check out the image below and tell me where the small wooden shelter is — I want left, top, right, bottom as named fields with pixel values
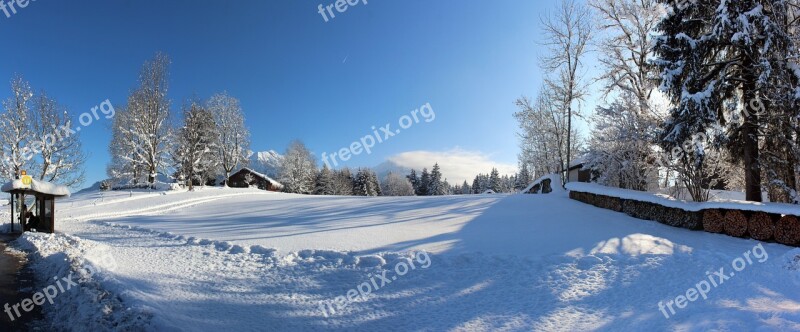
left=2, top=173, right=70, bottom=234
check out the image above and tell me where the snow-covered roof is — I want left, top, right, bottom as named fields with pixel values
left=2, top=178, right=71, bottom=197
left=569, top=156, right=589, bottom=169
left=237, top=168, right=284, bottom=189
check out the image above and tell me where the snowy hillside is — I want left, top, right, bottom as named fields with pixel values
left=9, top=188, right=800, bottom=331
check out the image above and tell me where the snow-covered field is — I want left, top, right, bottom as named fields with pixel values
left=7, top=187, right=800, bottom=331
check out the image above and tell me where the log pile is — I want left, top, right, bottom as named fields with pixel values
left=568, top=190, right=800, bottom=247
left=723, top=210, right=748, bottom=237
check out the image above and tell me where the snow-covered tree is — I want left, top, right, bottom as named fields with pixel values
left=108, top=101, right=146, bottom=187
left=279, top=140, right=316, bottom=194
left=653, top=0, right=800, bottom=202
left=352, top=168, right=380, bottom=196
left=515, top=87, right=583, bottom=181
left=315, top=165, right=336, bottom=195
left=174, top=101, right=218, bottom=190
left=540, top=0, right=593, bottom=184
left=585, top=0, right=664, bottom=191
left=368, top=170, right=382, bottom=196
left=488, top=168, right=501, bottom=193
left=208, top=92, right=250, bottom=185
left=428, top=163, right=445, bottom=196
left=418, top=168, right=431, bottom=196
left=333, top=168, right=355, bottom=196
left=407, top=169, right=420, bottom=195
left=109, top=53, right=173, bottom=188
left=29, top=91, right=86, bottom=187
left=460, top=181, right=472, bottom=195
left=0, top=75, right=34, bottom=181
left=515, top=163, right=531, bottom=191
left=586, top=95, right=657, bottom=191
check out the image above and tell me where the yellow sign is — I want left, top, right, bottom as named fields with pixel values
left=21, top=175, right=32, bottom=187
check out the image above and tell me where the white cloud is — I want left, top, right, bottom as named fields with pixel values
left=386, top=149, right=517, bottom=184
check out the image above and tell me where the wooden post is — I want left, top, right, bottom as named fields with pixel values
left=49, top=197, right=54, bottom=234
left=10, top=193, right=14, bottom=233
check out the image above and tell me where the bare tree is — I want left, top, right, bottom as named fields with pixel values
left=279, top=140, right=316, bottom=194
left=515, top=85, right=582, bottom=180
left=208, top=92, right=250, bottom=186
left=539, top=0, right=593, bottom=185
left=585, top=0, right=663, bottom=191
left=381, top=172, right=415, bottom=196
left=173, top=100, right=218, bottom=191
left=108, top=100, right=146, bottom=187
left=0, top=75, right=34, bottom=181
left=30, top=91, right=86, bottom=187
left=110, top=53, right=173, bottom=188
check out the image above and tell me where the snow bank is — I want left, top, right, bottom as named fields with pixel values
left=13, top=232, right=153, bottom=330
left=567, top=182, right=800, bottom=216
left=1, top=179, right=70, bottom=197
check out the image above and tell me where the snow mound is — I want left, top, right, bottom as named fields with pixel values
left=14, top=232, right=153, bottom=330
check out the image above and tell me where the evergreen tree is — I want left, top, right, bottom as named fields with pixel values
left=419, top=168, right=431, bottom=196
left=515, top=163, right=531, bottom=191
left=315, top=165, right=336, bottom=195
left=489, top=168, right=501, bottom=192
left=461, top=181, right=472, bottom=195
left=367, top=170, right=382, bottom=196
left=407, top=169, right=420, bottom=195
left=334, top=168, right=354, bottom=196
left=653, top=0, right=799, bottom=201
left=428, top=163, right=445, bottom=195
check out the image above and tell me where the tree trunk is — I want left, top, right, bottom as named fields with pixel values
left=565, top=102, right=572, bottom=187
left=742, top=56, right=762, bottom=202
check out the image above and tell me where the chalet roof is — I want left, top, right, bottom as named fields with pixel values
left=234, top=168, right=284, bottom=189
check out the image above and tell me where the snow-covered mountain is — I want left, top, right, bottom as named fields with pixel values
left=372, top=160, right=412, bottom=181
left=249, top=150, right=283, bottom=179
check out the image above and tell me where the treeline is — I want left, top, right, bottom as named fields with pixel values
left=280, top=141, right=534, bottom=197
left=516, top=0, right=800, bottom=203
left=469, top=164, right=532, bottom=194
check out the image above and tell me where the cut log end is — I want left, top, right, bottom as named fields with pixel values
left=703, top=209, right=725, bottom=233
left=748, top=212, right=775, bottom=241
left=724, top=210, right=748, bottom=237
left=776, top=215, right=800, bottom=246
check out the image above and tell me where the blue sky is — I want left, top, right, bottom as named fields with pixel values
left=0, top=0, right=596, bottom=187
